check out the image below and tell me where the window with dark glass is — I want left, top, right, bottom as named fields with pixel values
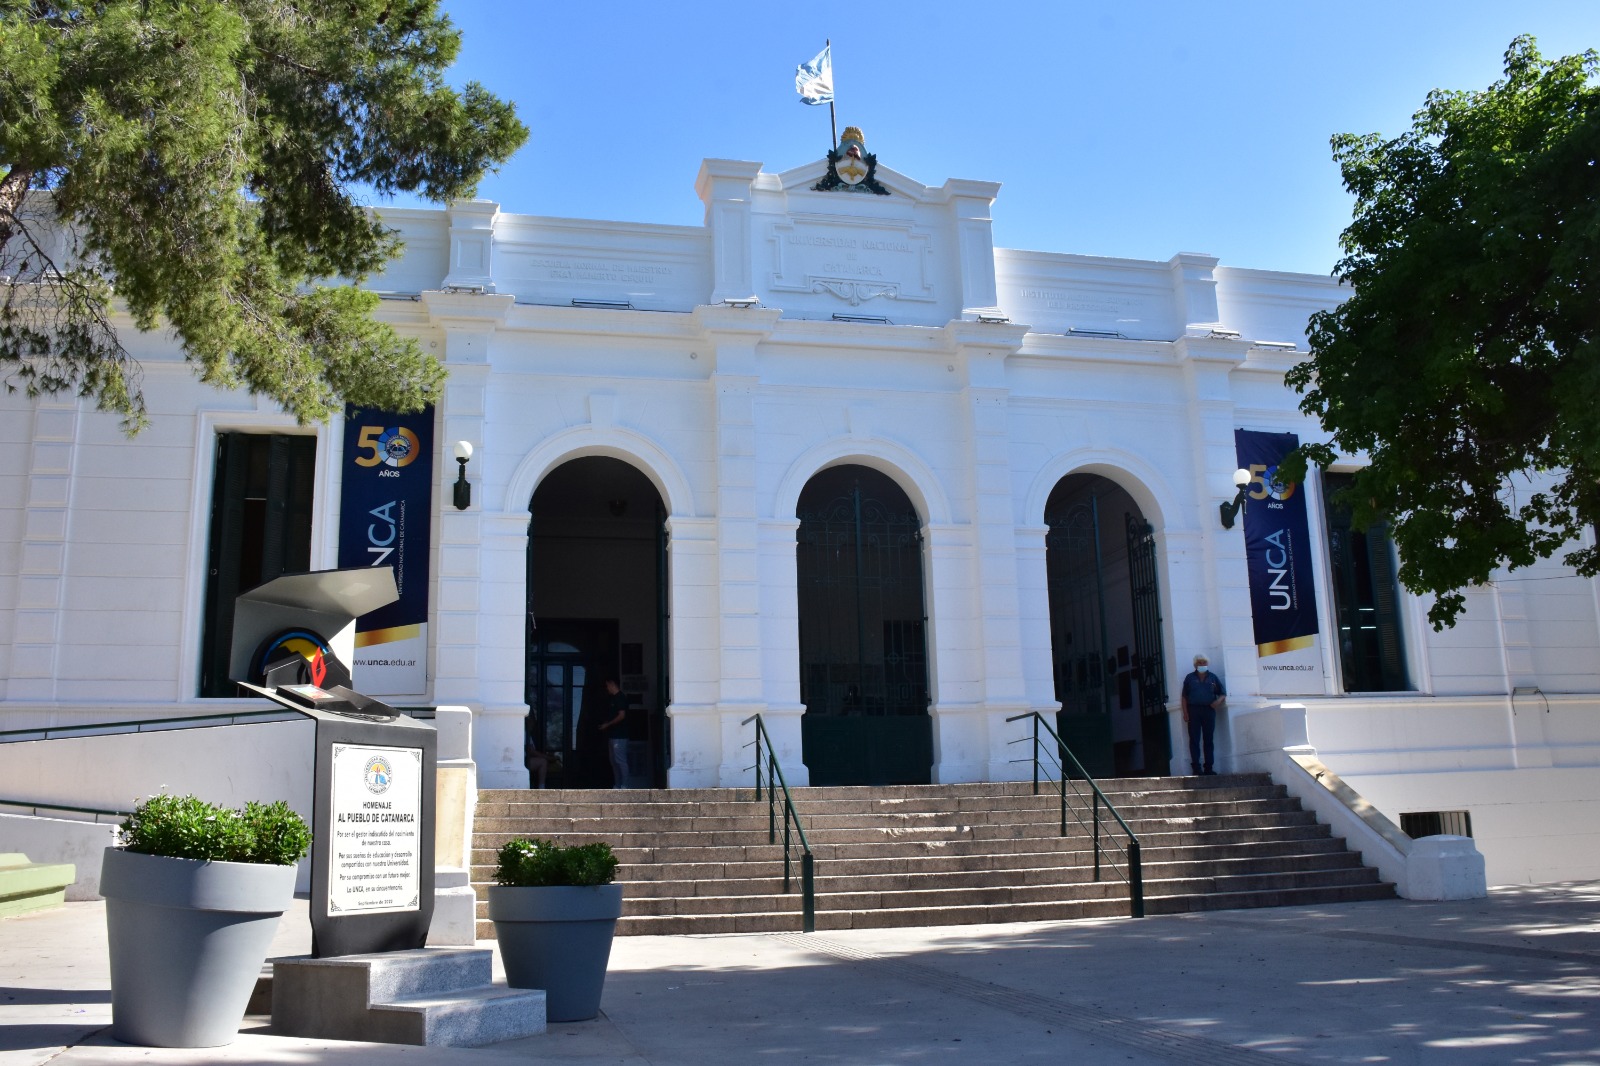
left=1321, top=472, right=1409, bottom=692
left=199, top=432, right=316, bottom=696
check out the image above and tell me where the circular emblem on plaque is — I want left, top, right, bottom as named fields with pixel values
left=364, top=755, right=394, bottom=794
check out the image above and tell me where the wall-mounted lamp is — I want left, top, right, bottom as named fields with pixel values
left=453, top=441, right=474, bottom=510
left=1219, top=468, right=1251, bottom=529
left=723, top=296, right=761, bottom=308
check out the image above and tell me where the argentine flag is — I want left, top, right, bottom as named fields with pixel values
left=796, top=45, right=833, bottom=105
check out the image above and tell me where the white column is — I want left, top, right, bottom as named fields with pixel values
left=758, top=518, right=807, bottom=784
left=924, top=522, right=982, bottom=782
left=1011, top=524, right=1059, bottom=780
left=942, top=322, right=1030, bottom=781
left=1176, top=335, right=1253, bottom=771
left=665, top=516, right=720, bottom=787
left=420, top=290, right=514, bottom=784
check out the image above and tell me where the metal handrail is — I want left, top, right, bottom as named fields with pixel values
left=0, top=707, right=301, bottom=742
left=0, top=798, right=131, bottom=821
left=1006, top=711, right=1145, bottom=918
left=0, top=704, right=440, bottom=743
left=740, top=714, right=816, bottom=933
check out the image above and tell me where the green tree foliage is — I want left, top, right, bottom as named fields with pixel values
left=1284, top=37, right=1600, bottom=629
left=0, top=0, right=527, bottom=431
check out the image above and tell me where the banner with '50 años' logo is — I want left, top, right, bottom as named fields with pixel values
left=1234, top=429, right=1325, bottom=695
left=339, top=405, right=434, bottom=695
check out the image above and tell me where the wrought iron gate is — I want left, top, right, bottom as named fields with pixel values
left=796, top=469, right=931, bottom=785
left=1045, top=494, right=1115, bottom=777
left=1126, top=514, right=1170, bottom=775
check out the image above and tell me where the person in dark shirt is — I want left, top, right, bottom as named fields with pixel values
left=600, top=678, right=630, bottom=789
left=1180, top=653, right=1225, bottom=776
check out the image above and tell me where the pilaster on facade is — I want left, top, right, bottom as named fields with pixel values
left=7, top=398, right=79, bottom=703
left=426, top=295, right=511, bottom=785
left=1169, top=252, right=1224, bottom=336
left=940, top=179, right=1003, bottom=317
left=442, top=199, right=501, bottom=293
left=694, top=306, right=780, bottom=748
left=944, top=322, right=1030, bottom=722
left=1175, top=336, right=1256, bottom=708
left=663, top=516, right=720, bottom=787
left=756, top=517, right=808, bottom=785
left=695, top=160, right=765, bottom=304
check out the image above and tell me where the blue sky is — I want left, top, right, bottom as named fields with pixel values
left=407, top=1, right=1598, bottom=277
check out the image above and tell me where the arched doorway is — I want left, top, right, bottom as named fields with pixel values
left=1045, top=473, right=1169, bottom=779
left=796, top=465, right=932, bottom=786
left=527, top=457, right=668, bottom=788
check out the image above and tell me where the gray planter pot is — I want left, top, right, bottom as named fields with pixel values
left=489, top=883, right=623, bottom=1022
left=99, top=846, right=297, bottom=1047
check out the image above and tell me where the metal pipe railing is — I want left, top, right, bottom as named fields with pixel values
left=1006, top=711, right=1145, bottom=918
left=742, top=713, right=816, bottom=933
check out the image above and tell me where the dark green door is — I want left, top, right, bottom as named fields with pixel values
left=1046, top=493, right=1116, bottom=778
left=797, top=466, right=932, bottom=786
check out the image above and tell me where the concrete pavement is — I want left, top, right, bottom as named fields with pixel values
left=3, top=883, right=1598, bottom=1065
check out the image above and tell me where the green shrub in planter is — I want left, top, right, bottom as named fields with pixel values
left=490, top=838, right=623, bottom=1021
left=102, top=794, right=311, bottom=1047
left=118, top=794, right=311, bottom=864
left=495, top=838, right=617, bottom=888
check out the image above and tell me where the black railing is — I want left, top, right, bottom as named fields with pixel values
left=0, top=798, right=131, bottom=821
left=741, top=714, right=816, bottom=933
left=0, top=705, right=440, bottom=744
left=0, top=707, right=302, bottom=743
left=1007, top=711, right=1144, bottom=918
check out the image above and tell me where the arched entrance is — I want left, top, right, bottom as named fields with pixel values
left=1045, top=473, right=1169, bottom=778
left=796, top=465, right=932, bottom=786
left=527, top=457, right=668, bottom=788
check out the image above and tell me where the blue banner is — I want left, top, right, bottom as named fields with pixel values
left=339, top=405, right=434, bottom=695
left=1234, top=430, right=1324, bottom=692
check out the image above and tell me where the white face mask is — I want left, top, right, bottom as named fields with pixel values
left=1196, top=665, right=1208, bottom=674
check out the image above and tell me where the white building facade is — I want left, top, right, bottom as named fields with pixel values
left=3, top=145, right=1599, bottom=886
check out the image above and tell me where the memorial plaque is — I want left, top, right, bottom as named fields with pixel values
left=328, top=743, right=423, bottom=915
left=230, top=568, right=437, bottom=957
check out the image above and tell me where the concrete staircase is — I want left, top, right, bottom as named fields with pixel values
left=472, top=774, right=1395, bottom=937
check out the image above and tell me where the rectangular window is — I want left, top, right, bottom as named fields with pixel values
left=198, top=432, right=317, bottom=697
left=1322, top=472, right=1410, bottom=692
left=1401, top=810, right=1473, bottom=839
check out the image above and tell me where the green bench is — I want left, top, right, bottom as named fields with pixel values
left=0, top=853, right=76, bottom=918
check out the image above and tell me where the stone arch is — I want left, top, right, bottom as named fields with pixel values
left=773, top=437, right=952, bottom=526
left=1023, top=448, right=1180, bottom=531
left=504, top=424, right=697, bottom=519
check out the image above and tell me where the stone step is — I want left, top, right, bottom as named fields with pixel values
left=471, top=785, right=1293, bottom=820
left=471, top=798, right=1308, bottom=835
left=478, top=880, right=1397, bottom=938
left=475, top=864, right=1382, bottom=922
left=471, top=822, right=1341, bottom=869
left=467, top=832, right=1356, bottom=883
left=272, top=948, right=546, bottom=1048
left=0, top=853, right=75, bottom=919
left=473, top=820, right=1331, bottom=859
left=500, top=849, right=1368, bottom=900
left=470, top=811, right=1321, bottom=849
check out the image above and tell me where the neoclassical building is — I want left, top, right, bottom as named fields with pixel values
left=3, top=139, right=1598, bottom=885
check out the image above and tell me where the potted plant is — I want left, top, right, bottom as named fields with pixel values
left=488, top=837, right=622, bottom=1022
left=100, top=793, right=311, bottom=1047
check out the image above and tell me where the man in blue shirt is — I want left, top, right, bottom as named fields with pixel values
left=1180, top=654, right=1225, bottom=777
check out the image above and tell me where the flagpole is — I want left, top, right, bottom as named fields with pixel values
left=827, top=39, right=837, bottom=148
